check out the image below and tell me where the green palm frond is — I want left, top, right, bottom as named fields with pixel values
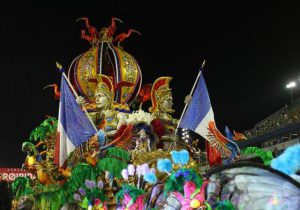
left=29, top=117, right=58, bottom=142
left=96, top=157, right=127, bottom=178
left=11, top=177, right=33, bottom=199
left=242, top=147, right=274, bottom=165
left=34, top=189, right=64, bottom=210
left=107, top=147, right=130, bottom=161
left=66, top=163, right=97, bottom=192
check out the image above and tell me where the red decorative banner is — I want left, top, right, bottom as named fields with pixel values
left=0, top=168, right=35, bottom=182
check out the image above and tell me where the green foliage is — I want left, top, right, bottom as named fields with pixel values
left=11, top=177, right=33, bottom=199
left=214, top=200, right=236, bottom=210
left=205, top=202, right=212, bottom=210
left=115, top=184, right=145, bottom=203
left=33, top=190, right=63, bottom=210
left=29, top=117, right=58, bottom=142
left=66, top=163, right=97, bottom=193
left=79, top=197, right=89, bottom=209
left=96, top=157, right=127, bottom=178
left=107, top=147, right=130, bottom=161
left=164, top=168, right=203, bottom=196
left=242, top=147, right=274, bottom=165
left=85, top=187, right=107, bottom=204
left=12, top=178, right=66, bottom=210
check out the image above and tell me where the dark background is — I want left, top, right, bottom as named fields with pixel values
left=1, top=1, right=300, bottom=167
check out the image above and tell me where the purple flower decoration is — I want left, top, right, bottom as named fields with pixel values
left=136, top=165, right=142, bottom=177
left=97, top=181, right=104, bottom=189
left=127, top=164, right=135, bottom=176
left=183, top=171, right=190, bottom=178
left=78, top=187, right=86, bottom=196
left=175, top=169, right=190, bottom=179
left=150, top=168, right=156, bottom=174
left=73, top=193, right=81, bottom=201
left=175, top=171, right=182, bottom=178
left=121, top=169, right=129, bottom=180
left=141, top=163, right=150, bottom=175
left=85, top=180, right=96, bottom=189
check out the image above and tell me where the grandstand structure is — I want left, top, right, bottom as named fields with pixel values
left=239, top=98, right=300, bottom=156
left=178, top=98, right=300, bottom=167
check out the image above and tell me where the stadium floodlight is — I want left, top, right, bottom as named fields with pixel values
left=286, top=81, right=296, bottom=89
left=286, top=81, right=296, bottom=105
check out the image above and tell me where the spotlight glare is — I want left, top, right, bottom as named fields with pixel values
left=286, top=81, right=296, bottom=89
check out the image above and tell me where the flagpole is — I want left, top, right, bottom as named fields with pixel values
left=57, top=62, right=98, bottom=132
left=176, top=60, right=206, bottom=129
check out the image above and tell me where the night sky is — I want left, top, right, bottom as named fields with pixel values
left=1, top=1, right=300, bottom=167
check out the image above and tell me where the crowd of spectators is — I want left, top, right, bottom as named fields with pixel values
left=244, top=109, right=300, bottom=139
left=261, top=136, right=291, bottom=148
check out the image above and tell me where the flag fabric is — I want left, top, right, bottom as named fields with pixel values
left=179, top=71, right=240, bottom=158
left=179, top=71, right=214, bottom=139
left=178, top=70, right=222, bottom=166
left=55, top=75, right=96, bottom=166
left=225, top=126, right=233, bottom=140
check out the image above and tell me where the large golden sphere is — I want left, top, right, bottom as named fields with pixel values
left=68, top=43, right=142, bottom=104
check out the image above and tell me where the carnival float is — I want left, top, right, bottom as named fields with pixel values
left=11, top=17, right=300, bottom=210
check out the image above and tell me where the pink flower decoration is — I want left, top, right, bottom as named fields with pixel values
left=122, top=193, right=145, bottom=210
left=94, top=198, right=101, bottom=206
left=172, top=181, right=208, bottom=210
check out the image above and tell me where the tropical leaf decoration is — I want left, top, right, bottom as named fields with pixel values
left=34, top=184, right=63, bottom=209
left=115, top=184, right=145, bottom=203
left=33, top=189, right=64, bottom=210
left=96, top=157, right=127, bottom=178
left=164, top=168, right=203, bottom=196
left=11, top=177, right=33, bottom=199
left=85, top=187, right=107, bottom=205
left=12, top=177, right=67, bottom=209
left=241, top=147, right=273, bottom=165
left=66, top=163, right=97, bottom=193
left=95, top=147, right=129, bottom=178
left=106, top=147, right=130, bottom=161
left=29, top=117, right=58, bottom=142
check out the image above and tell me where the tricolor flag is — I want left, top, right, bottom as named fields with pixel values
left=178, top=71, right=214, bottom=139
left=178, top=70, right=224, bottom=166
left=55, top=75, right=96, bottom=167
left=179, top=70, right=240, bottom=160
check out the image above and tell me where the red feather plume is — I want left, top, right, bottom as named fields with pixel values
left=138, top=84, right=152, bottom=103
left=104, top=124, right=134, bottom=150
left=206, top=141, right=222, bottom=167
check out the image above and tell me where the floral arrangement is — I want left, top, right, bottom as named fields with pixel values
left=116, top=163, right=158, bottom=209
left=73, top=179, right=107, bottom=210
left=156, top=149, right=212, bottom=209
